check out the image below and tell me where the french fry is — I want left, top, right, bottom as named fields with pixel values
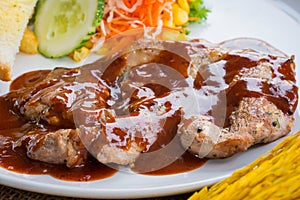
left=190, top=131, right=300, bottom=200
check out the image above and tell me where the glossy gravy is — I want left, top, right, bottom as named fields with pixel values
left=0, top=38, right=298, bottom=181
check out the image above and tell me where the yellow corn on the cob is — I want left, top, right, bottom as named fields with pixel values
left=190, top=131, right=300, bottom=200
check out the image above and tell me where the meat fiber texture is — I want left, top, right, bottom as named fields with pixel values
left=5, top=38, right=298, bottom=168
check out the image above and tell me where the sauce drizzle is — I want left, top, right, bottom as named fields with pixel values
left=0, top=38, right=298, bottom=181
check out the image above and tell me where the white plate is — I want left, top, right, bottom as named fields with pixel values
left=1, top=0, right=300, bottom=198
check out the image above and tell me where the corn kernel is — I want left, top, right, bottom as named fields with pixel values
left=172, top=4, right=189, bottom=26
left=20, top=28, right=38, bottom=54
left=72, top=47, right=90, bottom=62
left=84, top=40, right=94, bottom=49
left=178, top=0, right=190, bottom=13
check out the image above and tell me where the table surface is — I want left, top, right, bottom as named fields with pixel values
left=0, top=185, right=192, bottom=200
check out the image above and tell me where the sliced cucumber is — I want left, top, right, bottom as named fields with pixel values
left=34, top=0, right=104, bottom=58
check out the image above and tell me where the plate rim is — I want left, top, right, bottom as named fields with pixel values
left=1, top=0, right=300, bottom=198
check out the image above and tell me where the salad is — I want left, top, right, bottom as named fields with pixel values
left=21, top=0, right=209, bottom=61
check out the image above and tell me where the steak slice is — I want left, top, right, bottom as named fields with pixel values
left=4, top=38, right=298, bottom=167
left=14, top=129, right=87, bottom=168
left=179, top=48, right=298, bottom=158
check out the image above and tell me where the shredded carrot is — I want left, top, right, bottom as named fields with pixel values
left=88, top=0, right=203, bottom=53
left=97, top=0, right=177, bottom=40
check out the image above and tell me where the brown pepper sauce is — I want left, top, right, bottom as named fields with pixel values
left=0, top=88, right=117, bottom=181
left=0, top=38, right=298, bottom=181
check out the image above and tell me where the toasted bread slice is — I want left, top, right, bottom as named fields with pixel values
left=0, top=0, right=38, bottom=81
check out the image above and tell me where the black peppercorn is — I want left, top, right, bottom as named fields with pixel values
left=272, top=121, right=278, bottom=127
left=197, top=128, right=203, bottom=133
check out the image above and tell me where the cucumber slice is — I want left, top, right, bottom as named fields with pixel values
left=34, top=0, right=104, bottom=58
